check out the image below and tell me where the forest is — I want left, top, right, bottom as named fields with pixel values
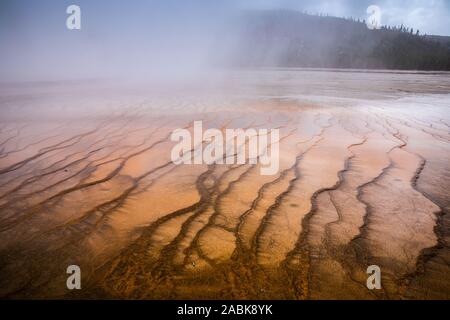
left=221, top=10, right=450, bottom=70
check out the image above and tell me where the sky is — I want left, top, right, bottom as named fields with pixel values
left=0, top=0, right=449, bottom=82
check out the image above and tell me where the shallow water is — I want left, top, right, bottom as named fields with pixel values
left=0, top=69, right=449, bottom=299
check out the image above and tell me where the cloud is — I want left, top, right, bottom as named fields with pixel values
left=379, top=0, right=450, bottom=35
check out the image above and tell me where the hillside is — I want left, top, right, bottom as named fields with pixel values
left=221, top=10, right=450, bottom=71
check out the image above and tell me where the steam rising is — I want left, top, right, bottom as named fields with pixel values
left=1, top=0, right=449, bottom=82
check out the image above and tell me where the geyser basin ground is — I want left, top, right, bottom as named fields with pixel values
left=0, top=69, right=449, bottom=299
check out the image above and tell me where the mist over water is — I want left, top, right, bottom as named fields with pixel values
left=1, top=0, right=450, bottom=83
left=0, top=1, right=239, bottom=83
